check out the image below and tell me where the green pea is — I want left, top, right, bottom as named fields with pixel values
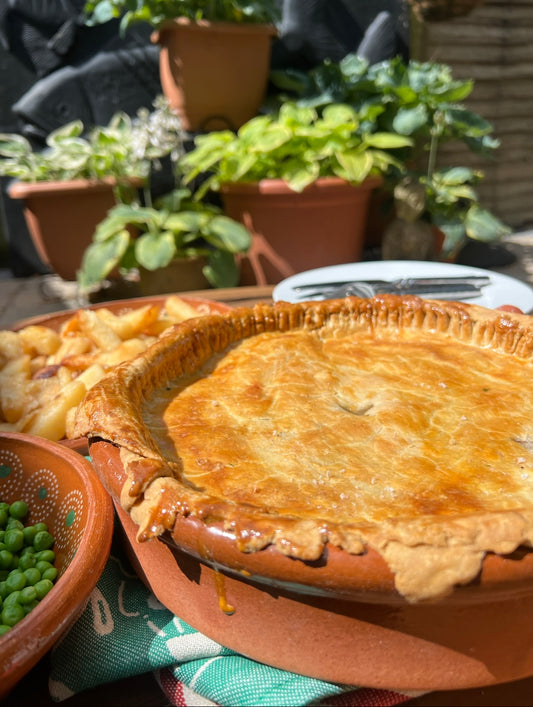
left=41, top=567, right=58, bottom=582
left=34, top=579, right=53, bottom=600
left=0, top=500, right=58, bottom=633
left=0, top=550, right=13, bottom=570
left=3, top=590, right=21, bottom=607
left=1, top=603, right=25, bottom=626
left=35, top=550, right=55, bottom=564
left=4, top=529, right=24, bottom=553
left=5, top=571, right=26, bottom=593
left=19, top=586, right=37, bottom=604
left=22, top=526, right=37, bottom=546
left=5, top=518, right=24, bottom=532
left=23, top=568, right=41, bottom=586
left=33, top=531, right=54, bottom=552
left=17, top=553, right=36, bottom=571
left=9, top=501, right=28, bottom=520
left=35, top=561, right=53, bottom=575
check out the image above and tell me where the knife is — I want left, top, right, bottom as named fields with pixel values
left=293, top=275, right=491, bottom=292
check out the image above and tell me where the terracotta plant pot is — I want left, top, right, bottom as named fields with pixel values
left=8, top=177, right=140, bottom=282
left=152, top=19, right=277, bottom=132
left=220, top=176, right=383, bottom=285
left=137, top=256, right=210, bottom=295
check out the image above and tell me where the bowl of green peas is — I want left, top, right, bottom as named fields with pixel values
left=0, top=431, right=114, bottom=699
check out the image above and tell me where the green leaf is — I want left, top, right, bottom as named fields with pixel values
left=434, top=80, right=473, bottom=103
left=238, top=115, right=274, bottom=140
left=364, top=132, right=413, bottom=149
left=0, top=133, right=32, bottom=158
left=78, top=230, right=130, bottom=288
left=135, top=231, right=176, bottom=269
left=335, top=150, right=373, bottom=183
left=204, top=216, right=251, bottom=253
left=392, top=105, right=428, bottom=136
left=279, top=103, right=316, bottom=126
left=47, top=121, right=84, bottom=146
left=445, top=107, right=493, bottom=137
left=321, top=103, right=358, bottom=126
left=269, top=68, right=308, bottom=93
left=435, top=166, right=476, bottom=185
left=464, top=205, right=512, bottom=242
left=251, top=125, right=292, bottom=153
left=432, top=216, right=467, bottom=258
left=339, top=53, right=369, bottom=79
left=281, top=160, right=320, bottom=192
left=203, top=250, right=240, bottom=288
left=164, top=211, right=209, bottom=233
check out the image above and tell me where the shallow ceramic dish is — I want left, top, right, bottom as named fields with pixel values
left=0, top=431, right=114, bottom=700
left=11, top=294, right=232, bottom=455
left=81, top=296, right=533, bottom=691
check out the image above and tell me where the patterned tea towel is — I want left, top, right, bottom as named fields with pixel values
left=49, top=526, right=425, bottom=707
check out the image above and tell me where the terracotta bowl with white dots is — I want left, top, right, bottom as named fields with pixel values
left=0, top=431, right=114, bottom=699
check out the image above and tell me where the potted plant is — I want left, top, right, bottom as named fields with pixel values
left=77, top=187, right=252, bottom=296
left=83, top=1, right=280, bottom=133
left=269, top=54, right=511, bottom=260
left=0, top=97, right=183, bottom=281
left=180, top=101, right=412, bottom=285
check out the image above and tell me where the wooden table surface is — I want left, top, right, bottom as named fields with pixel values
left=4, top=286, right=533, bottom=707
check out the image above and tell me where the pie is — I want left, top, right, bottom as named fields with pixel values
left=74, top=295, right=533, bottom=603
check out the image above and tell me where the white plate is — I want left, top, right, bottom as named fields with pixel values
left=273, top=260, right=533, bottom=313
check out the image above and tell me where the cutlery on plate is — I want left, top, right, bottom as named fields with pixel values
left=292, top=280, right=489, bottom=301
left=293, top=275, right=491, bottom=292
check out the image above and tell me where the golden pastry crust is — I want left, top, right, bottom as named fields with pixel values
left=75, top=295, right=533, bottom=602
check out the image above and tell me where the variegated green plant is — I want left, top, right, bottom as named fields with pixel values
left=180, top=102, right=413, bottom=199
left=269, top=55, right=511, bottom=258
left=0, top=96, right=182, bottom=185
left=83, top=0, right=280, bottom=32
left=77, top=188, right=251, bottom=291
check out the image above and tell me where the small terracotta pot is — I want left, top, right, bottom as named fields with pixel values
left=137, top=256, right=210, bottom=296
left=153, top=19, right=277, bottom=132
left=221, top=176, right=383, bottom=286
left=8, top=177, right=141, bottom=282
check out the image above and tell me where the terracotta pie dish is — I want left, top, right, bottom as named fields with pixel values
left=76, top=295, right=533, bottom=691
